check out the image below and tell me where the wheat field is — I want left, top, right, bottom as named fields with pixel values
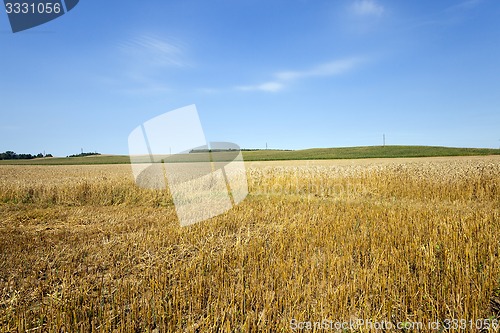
left=0, top=156, right=499, bottom=332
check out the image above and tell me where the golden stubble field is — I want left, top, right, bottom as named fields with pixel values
left=0, top=156, right=499, bottom=332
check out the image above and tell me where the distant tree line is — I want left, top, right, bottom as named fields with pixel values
left=189, top=149, right=238, bottom=153
left=67, top=152, right=101, bottom=158
left=0, top=151, right=53, bottom=160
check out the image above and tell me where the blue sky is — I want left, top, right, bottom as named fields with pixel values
left=1, top=0, right=499, bottom=156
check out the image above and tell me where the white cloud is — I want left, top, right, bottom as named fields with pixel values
left=235, top=57, right=365, bottom=93
left=236, top=81, right=284, bottom=92
left=446, top=0, right=483, bottom=12
left=415, top=0, right=484, bottom=28
left=101, top=34, right=189, bottom=95
left=276, top=57, right=364, bottom=81
left=119, top=34, right=187, bottom=68
left=351, top=0, right=384, bottom=16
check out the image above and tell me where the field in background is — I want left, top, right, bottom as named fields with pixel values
left=0, top=156, right=499, bottom=331
left=1, top=145, right=499, bottom=165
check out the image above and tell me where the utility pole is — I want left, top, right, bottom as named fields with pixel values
left=383, top=134, right=386, bottom=147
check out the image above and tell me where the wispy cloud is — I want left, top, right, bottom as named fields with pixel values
left=237, top=81, right=284, bottom=92
left=118, top=34, right=188, bottom=68
left=101, top=34, right=189, bottom=95
left=235, top=57, right=366, bottom=93
left=446, top=0, right=483, bottom=12
left=117, top=75, right=172, bottom=95
left=351, top=0, right=385, bottom=16
left=276, top=58, right=364, bottom=81
left=413, top=0, right=484, bottom=29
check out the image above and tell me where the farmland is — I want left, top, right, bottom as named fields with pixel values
left=1, top=145, right=499, bottom=165
left=0, top=156, right=499, bottom=331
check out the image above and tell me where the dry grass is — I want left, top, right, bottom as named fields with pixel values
left=0, top=157, right=499, bottom=332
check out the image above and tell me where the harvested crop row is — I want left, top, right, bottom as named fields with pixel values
left=0, top=157, right=499, bottom=332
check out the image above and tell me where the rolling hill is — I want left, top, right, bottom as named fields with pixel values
left=0, top=146, right=498, bottom=165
